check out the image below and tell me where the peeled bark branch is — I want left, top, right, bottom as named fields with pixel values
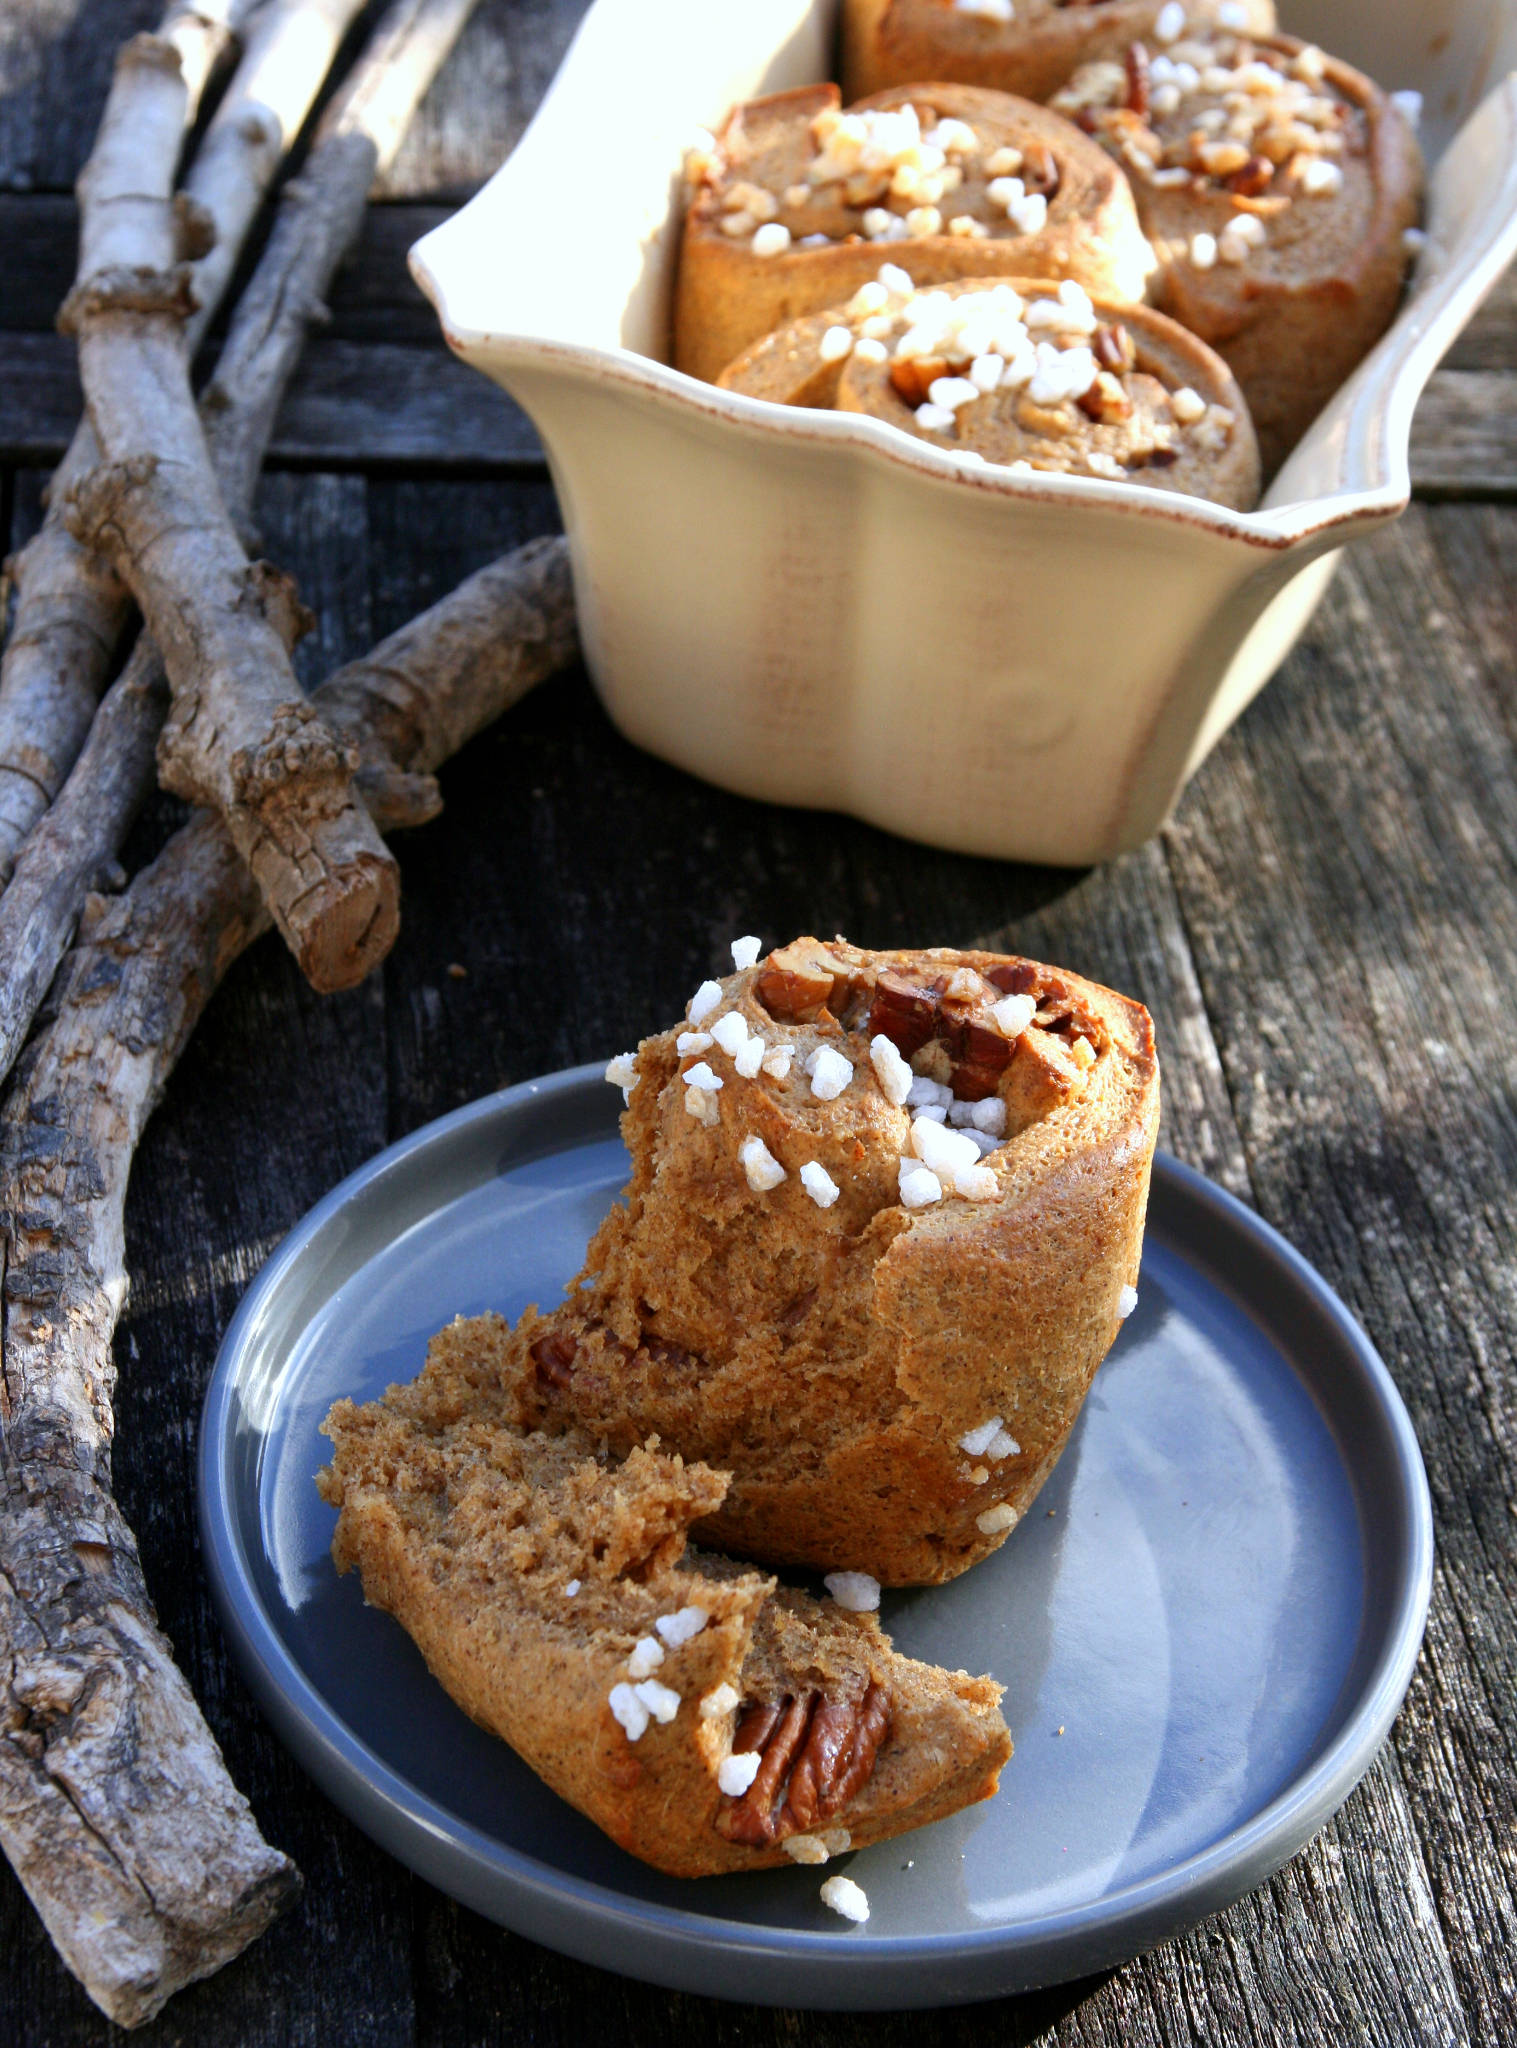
left=63, top=36, right=400, bottom=994
left=0, top=0, right=366, bottom=887
left=0, top=533, right=575, bottom=2027
left=0, top=0, right=485, bottom=1091
left=0, top=0, right=248, bottom=883
left=180, top=0, right=373, bottom=355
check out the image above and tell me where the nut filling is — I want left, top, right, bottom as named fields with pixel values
left=757, top=938, right=1104, bottom=1110
left=717, top=1683, right=892, bottom=1844
left=1053, top=33, right=1369, bottom=267
left=691, top=95, right=1068, bottom=255
left=832, top=275, right=1234, bottom=472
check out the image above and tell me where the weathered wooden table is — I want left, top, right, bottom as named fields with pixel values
left=3, top=3, right=1515, bottom=2041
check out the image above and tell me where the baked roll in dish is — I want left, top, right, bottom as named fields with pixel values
left=320, top=1326, right=1011, bottom=1877
left=675, top=80, right=1153, bottom=385
left=719, top=272, right=1260, bottom=507
left=841, top=0, right=1276, bottom=106
left=508, top=938, right=1160, bottom=1587
left=1051, top=30, right=1423, bottom=472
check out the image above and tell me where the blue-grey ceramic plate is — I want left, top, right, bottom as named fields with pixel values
left=199, top=1064, right=1433, bottom=2009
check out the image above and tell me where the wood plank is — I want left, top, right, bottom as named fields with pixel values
left=373, top=0, right=591, bottom=201
left=5, top=326, right=1511, bottom=490
left=0, top=329, right=542, bottom=470
left=1439, top=261, right=1517, bottom=372
left=1408, top=370, right=1517, bottom=496
left=1159, top=504, right=1517, bottom=2044
left=0, top=196, right=453, bottom=346
left=0, top=0, right=158, bottom=193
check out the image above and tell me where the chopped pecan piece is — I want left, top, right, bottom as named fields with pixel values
left=1021, top=142, right=1061, bottom=197
left=868, top=973, right=940, bottom=1057
left=717, top=1684, right=891, bottom=1845
left=938, top=1005, right=1013, bottom=1073
left=1078, top=371, right=1133, bottom=425
left=777, top=1286, right=818, bottom=1330
left=1226, top=154, right=1275, bottom=198
left=889, top=356, right=949, bottom=407
left=1094, top=321, right=1137, bottom=375
left=755, top=940, right=838, bottom=1021
left=641, top=1334, right=698, bottom=1370
left=949, top=1060, right=1005, bottom=1103
left=1124, top=41, right=1150, bottom=119
left=986, top=960, right=1039, bottom=999
left=530, top=1331, right=577, bottom=1390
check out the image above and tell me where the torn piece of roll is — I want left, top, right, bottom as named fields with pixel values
left=675, top=80, right=1153, bottom=385
left=719, top=272, right=1260, bottom=507
left=320, top=1332, right=1010, bottom=1877
left=1051, top=30, right=1423, bottom=473
left=508, top=938, right=1161, bottom=1587
left=841, top=0, right=1277, bottom=105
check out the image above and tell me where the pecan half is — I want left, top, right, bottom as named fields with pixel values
left=719, top=1694, right=813, bottom=1844
left=530, top=1331, right=577, bottom=1390
left=716, top=1684, right=891, bottom=1846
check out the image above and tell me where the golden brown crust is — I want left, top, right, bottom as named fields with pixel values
left=509, top=938, right=1161, bottom=1586
left=319, top=1327, right=1010, bottom=1877
left=674, top=81, right=1154, bottom=386
left=719, top=275, right=1260, bottom=506
left=1052, top=31, right=1424, bottom=474
left=841, top=0, right=1276, bottom=105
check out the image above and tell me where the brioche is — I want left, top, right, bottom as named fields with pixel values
left=319, top=1324, right=1010, bottom=1877
left=676, top=80, right=1152, bottom=385
left=509, top=938, right=1160, bottom=1586
left=719, top=271, right=1259, bottom=504
left=841, top=0, right=1276, bottom=105
left=1052, top=30, right=1423, bottom=472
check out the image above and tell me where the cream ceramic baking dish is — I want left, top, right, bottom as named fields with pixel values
left=410, top=0, right=1517, bottom=866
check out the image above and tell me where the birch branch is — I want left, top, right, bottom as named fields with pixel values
left=0, top=0, right=484, bottom=1092
left=62, top=39, right=400, bottom=995
left=0, top=0, right=367, bottom=887
left=0, top=0, right=249, bottom=883
left=0, top=534, right=575, bottom=2028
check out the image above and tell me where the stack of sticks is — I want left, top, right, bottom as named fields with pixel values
left=0, top=0, right=578, bottom=2025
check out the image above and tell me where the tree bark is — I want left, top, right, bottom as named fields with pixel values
left=0, top=532, right=575, bottom=2028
